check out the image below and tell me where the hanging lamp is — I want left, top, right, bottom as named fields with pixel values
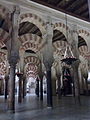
left=61, top=12, right=77, bottom=65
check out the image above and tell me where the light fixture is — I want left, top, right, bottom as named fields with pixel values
left=61, top=12, right=77, bottom=65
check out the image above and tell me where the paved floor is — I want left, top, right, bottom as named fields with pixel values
left=0, top=94, right=90, bottom=120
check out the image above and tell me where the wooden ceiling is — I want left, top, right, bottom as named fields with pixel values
left=31, top=0, right=89, bottom=21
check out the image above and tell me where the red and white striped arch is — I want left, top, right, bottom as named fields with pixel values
left=25, top=63, right=38, bottom=79
left=19, top=33, right=44, bottom=52
left=20, top=13, right=46, bottom=34
left=54, top=22, right=70, bottom=39
left=78, top=29, right=90, bottom=47
left=53, top=40, right=67, bottom=56
left=24, top=56, right=40, bottom=66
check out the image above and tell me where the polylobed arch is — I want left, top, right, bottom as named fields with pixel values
left=20, top=13, right=46, bottom=35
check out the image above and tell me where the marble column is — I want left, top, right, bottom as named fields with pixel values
left=5, top=75, right=9, bottom=100
left=46, top=66, right=52, bottom=107
left=22, top=75, right=26, bottom=98
left=72, top=61, right=80, bottom=103
left=43, top=17, right=53, bottom=107
left=35, top=77, right=39, bottom=97
left=70, top=25, right=80, bottom=103
left=40, top=75, right=43, bottom=100
left=57, top=75, right=61, bottom=99
left=51, top=67, right=56, bottom=96
left=8, top=5, right=20, bottom=112
left=78, top=69, right=84, bottom=95
left=18, top=73, right=23, bottom=103
left=0, top=78, right=4, bottom=95
left=52, top=78, right=56, bottom=96
left=8, top=61, right=17, bottom=112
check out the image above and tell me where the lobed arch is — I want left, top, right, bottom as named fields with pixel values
left=20, top=13, right=46, bottom=35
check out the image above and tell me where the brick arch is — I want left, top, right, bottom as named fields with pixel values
left=0, top=28, right=10, bottom=43
left=24, top=56, right=40, bottom=66
left=54, top=22, right=70, bottom=39
left=20, top=13, right=46, bottom=34
left=0, top=4, right=10, bottom=19
left=19, top=33, right=44, bottom=52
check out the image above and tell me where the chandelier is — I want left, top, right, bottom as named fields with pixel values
left=61, top=13, right=77, bottom=65
left=61, top=44, right=77, bottom=65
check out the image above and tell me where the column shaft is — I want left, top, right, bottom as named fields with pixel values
left=47, top=70, right=52, bottom=107
left=72, top=64, right=80, bottom=103
left=18, top=74, right=23, bottom=103
left=40, top=78, right=43, bottom=100
left=5, top=76, right=9, bottom=100
left=57, top=76, right=61, bottom=99
left=36, top=79, right=39, bottom=97
left=8, top=64, right=16, bottom=112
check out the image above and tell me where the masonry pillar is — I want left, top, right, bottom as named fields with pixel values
left=43, top=17, right=53, bottom=107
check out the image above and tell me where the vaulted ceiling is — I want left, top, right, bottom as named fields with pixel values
left=31, top=0, right=89, bottom=21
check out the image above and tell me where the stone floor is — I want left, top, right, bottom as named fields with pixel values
left=0, top=94, right=90, bottom=120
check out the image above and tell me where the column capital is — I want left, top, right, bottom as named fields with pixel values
left=8, top=55, right=19, bottom=66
